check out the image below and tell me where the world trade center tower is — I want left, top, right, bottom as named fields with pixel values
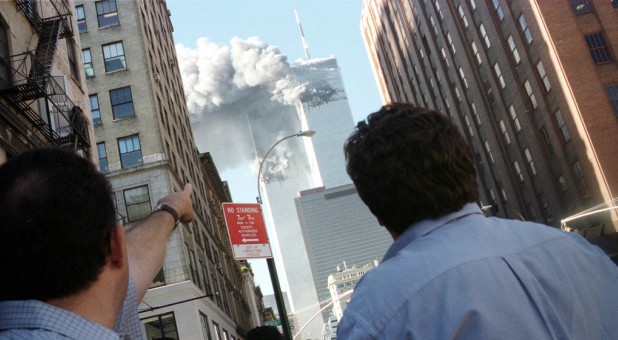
left=259, top=56, right=356, bottom=338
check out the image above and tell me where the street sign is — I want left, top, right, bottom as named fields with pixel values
left=222, top=203, right=272, bottom=259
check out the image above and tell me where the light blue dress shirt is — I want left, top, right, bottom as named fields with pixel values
left=337, top=203, right=618, bottom=339
left=0, top=278, right=143, bottom=339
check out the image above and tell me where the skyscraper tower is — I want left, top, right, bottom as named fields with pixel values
left=361, top=0, right=618, bottom=239
left=75, top=0, right=251, bottom=337
left=260, top=56, right=357, bottom=338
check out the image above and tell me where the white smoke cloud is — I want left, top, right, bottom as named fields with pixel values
left=176, top=37, right=307, bottom=174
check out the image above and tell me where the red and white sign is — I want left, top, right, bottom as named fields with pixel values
left=222, top=203, right=272, bottom=259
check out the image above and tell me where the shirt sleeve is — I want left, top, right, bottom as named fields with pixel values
left=114, top=278, right=144, bottom=339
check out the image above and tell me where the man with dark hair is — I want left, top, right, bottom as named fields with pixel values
left=246, top=325, right=284, bottom=340
left=0, top=147, right=195, bottom=338
left=337, top=103, right=618, bottom=339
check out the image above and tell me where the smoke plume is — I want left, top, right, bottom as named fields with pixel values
left=176, top=37, right=306, bottom=176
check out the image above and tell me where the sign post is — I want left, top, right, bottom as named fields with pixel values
left=222, top=203, right=272, bottom=259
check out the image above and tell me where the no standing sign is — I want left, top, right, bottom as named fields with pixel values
left=222, top=203, right=273, bottom=259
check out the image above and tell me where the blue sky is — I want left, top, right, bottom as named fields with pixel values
left=166, top=0, right=381, bottom=295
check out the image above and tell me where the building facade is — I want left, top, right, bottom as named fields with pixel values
left=240, top=260, right=264, bottom=329
left=0, top=0, right=94, bottom=163
left=361, top=0, right=618, bottom=238
left=294, top=184, right=392, bottom=322
left=326, top=260, right=378, bottom=321
left=74, top=0, right=251, bottom=338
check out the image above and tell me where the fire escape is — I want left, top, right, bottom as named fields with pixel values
left=0, top=0, right=90, bottom=155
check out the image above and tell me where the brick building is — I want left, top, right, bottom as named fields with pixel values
left=360, top=0, right=618, bottom=242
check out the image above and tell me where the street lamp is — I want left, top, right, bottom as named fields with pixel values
left=257, top=129, right=316, bottom=340
left=257, top=130, right=316, bottom=204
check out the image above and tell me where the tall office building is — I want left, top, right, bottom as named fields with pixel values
left=361, top=0, right=618, bottom=239
left=295, top=185, right=391, bottom=322
left=293, top=57, right=356, bottom=189
left=260, top=56, right=356, bottom=338
left=0, top=0, right=93, bottom=163
left=75, top=0, right=251, bottom=338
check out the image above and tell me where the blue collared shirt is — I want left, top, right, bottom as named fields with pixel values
left=0, top=278, right=143, bottom=339
left=337, top=203, right=618, bottom=339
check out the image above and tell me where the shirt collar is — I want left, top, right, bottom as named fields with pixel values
left=383, top=202, right=484, bottom=261
left=0, top=299, right=120, bottom=339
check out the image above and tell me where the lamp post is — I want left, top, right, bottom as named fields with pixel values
left=257, top=130, right=316, bottom=340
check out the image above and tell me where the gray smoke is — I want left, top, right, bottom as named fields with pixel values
left=176, top=37, right=307, bottom=176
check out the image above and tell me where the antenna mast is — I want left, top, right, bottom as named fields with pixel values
left=294, top=9, right=311, bottom=59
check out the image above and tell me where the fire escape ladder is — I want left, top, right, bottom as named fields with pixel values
left=1, top=1, right=90, bottom=153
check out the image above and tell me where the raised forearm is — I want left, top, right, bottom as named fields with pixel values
left=126, top=183, right=195, bottom=301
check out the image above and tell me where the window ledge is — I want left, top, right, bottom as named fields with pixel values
left=105, top=68, right=128, bottom=75
left=112, top=115, right=136, bottom=122
left=98, top=23, right=121, bottom=30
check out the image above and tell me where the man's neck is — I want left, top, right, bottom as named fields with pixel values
left=46, top=279, right=125, bottom=330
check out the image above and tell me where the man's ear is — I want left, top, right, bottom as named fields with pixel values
left=108, top=225, right=127, bottom=269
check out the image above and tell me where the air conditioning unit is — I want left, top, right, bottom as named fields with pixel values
left=153, top=73, right=160, bottom=82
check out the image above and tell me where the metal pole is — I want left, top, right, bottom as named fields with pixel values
left=257, top=130, right=315, bottom=339
left=266, top=257, right=292, bottom=340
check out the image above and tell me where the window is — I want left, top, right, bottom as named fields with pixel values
left=524, top=148, right=537, bottom=175
left=201, top=264, right=212, bottom=295
left=110, top=86, right=135, bottom=119
left=0, top=24, right=10, bottom=89
left=484, top=140, right=494, bottom=163
left=494, top=63, right=505, bottom=89
left=465, top=115, right=474, bottom=136
left=67, top=38, right=79, bottom=80
left=123, top=185, right=150, bottom=222
left=572, top=160, right=586, bottom=193
left=514, top=161, right=524, bottom=182
left=538, top=193, right=552, bottom=222
left=142, top=312, right=179, bottom=340
left=499, top=120, right=511, bottom=144
left=459, top=67, right=468, bottom=88
left=458, top=5, right=468, bottom=28
left=498, top=180, right=508, bottom=202
left=430, top=15, right=437, bottom=35
left=118, top=134, right=142, bottom=168
left=524, top=80, right=537, bottom=109
left=441, top=47, right=450, bottom=67
left=213, top=322, right=221, bottom=340
left=585, top=33, right=613, bottom=64
left=471, top=41, right=482, bottom=65
left=471, top=102, right=481, bottom=124
left=507, top=35, right=521, bottom=64
left=187, top=245, right=199, bottom=283
left=82, top=49, right=94, bottom=78
left=554, top=110, right=570, bottom=142
left=96, top=0, right=119, bottom=28
left=606, top=84, right=618, bottom=117
left=558, top=174, right=568, bottom=192
left=519, top=15, right=533, bottom=44
left=75, top=5, right=87, bottom=32
left=447, top=32, right=456, bottom=54
left=612, top=0, right=618, bottom=8
left=492, top=0, right=504, bottom=20
left=509, top=105, right=522, bottom=131
left=570, top=0, right=593, bottom=15
left=97, top=142, right=108, bottom=173
left=89, top=94, right=101, bottom=125
left=435, top=1, right=444, bottom=20
left=479, top=23, right=491, bottom=48
left=102, top=41, right=126, bottom=72
left=200, top=312, right=212, bottom=340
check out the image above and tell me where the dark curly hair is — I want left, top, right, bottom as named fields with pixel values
left=344, top=103, right=479, bottom=235
left=0, top=148, right=116, bottom=301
